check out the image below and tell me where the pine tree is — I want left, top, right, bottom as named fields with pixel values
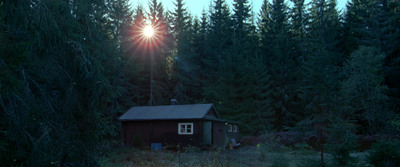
left=236, top=57, right=273, bottom=135
left=385, top=0, right=400, bottom=112
left=203, top=0, right=233, bottom=103
left=132, top=0, right=171, bottom=105
left=299, top=1, right=342, bottom=164
left=170, top=0, right=201, bottom=104
left=232, top=0, right=255, bottom=58
left=301, top=0, right=342, bottom=115
left=290, top=0, right=310, bottom=61
left=0, top=0, right=126, bottom=165
left=344, top=0, right=400, bottom=112
left=258, top=0, right=300, bottom=131
left=340, top=46, right=391, bottom=134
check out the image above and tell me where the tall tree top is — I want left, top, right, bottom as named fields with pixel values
left=171, top=0, right=191, bottom=36
left=209, top=0, right=232, bottom=32
left=233, top=0, right=252, bottom=30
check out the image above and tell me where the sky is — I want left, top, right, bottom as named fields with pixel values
left=130, top=0, right=350, bottom=18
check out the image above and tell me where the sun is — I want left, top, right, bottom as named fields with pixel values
left=143, top=25, right=154, bottom=38
left=133, top=20, right=164, bottom=48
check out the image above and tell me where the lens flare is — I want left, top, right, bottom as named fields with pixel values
left=130, top=19, right=165, bottom=50
left=143, top=25, right=154, bottom=38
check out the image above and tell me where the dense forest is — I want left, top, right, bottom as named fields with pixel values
left=1, top=0, right=400, bottom=166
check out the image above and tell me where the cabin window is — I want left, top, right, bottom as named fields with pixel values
left=233, top=125, right=238, bottom=132
left=178, top=123, right=193, bottom=135
left=228, top=124, right=232, bottom=132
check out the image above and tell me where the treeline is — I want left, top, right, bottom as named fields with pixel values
left=1, top=0, right=400, bottom=166
left=122, top=0, right=400, bottom=136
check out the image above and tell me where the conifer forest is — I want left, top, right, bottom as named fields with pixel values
left=1, top=0, right=400, bottom=166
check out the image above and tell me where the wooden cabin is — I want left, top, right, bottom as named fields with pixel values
left=118, top=103, right=239, bottom=149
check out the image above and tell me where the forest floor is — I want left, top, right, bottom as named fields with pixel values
left=97, top=145, right=372, bottom=167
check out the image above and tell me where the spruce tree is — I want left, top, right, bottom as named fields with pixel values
left=340, top=46, right=391, bottom=134
left=170, top=0, right=201, bottom=104
left=0, top=0, right=126, bottom=165
left=290, top=0, right=310, bottom=61
left=299, top=0, right=342, bottom=164
left=203, top=0, right=233, bottom=103
left=258, top=0, right=300, bottom=131
left=344, top=0, right=400, bottom=112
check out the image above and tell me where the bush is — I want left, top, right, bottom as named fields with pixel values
left=325, top=122, right=359, bottom=166
left=367, top=140, right=400, bottom=167
left=327, top=134, right=359, bottom=165
left=358, top=135, right=379, bottom=151
left=257, top=137, right=288, bottom=161
left=242, top=136, right=262, bottom=146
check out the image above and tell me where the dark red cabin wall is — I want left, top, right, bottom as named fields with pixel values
left=206, top=109, right=218, bottom=117
left=122, top=120, right=201, bottom=148
left=122, top=121, right=151, bottom=147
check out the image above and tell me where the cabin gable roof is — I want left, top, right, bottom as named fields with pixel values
left=118, top=104, right=219, bottom=121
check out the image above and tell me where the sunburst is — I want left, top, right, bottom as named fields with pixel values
left=134, top=20, right=164, bottom=49
left=143, top=25, right=154, bottom=38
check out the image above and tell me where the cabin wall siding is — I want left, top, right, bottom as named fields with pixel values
left=122, top=120, right=203, bottom=148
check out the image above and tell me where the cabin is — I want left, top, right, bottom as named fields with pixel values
left=118, top=103, right=239, bottom=149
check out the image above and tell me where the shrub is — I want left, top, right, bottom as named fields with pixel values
left=326, top=122, right=359, bottom=166
left=242, top=136, right=262, bottom=146
left=297, top=158, right=329, bottom=167
left=257, top=137, right=287, bottom=161
left=368, top=140, right=400, bottom=167
left=358, top=135, right=379, bottom=151
left=270, top=154, right=289, bottom=167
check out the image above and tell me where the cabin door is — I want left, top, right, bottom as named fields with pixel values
left=203, top=121, right=212, bottom=145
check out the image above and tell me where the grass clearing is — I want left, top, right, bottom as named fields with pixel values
left=98, top=146, right=371, bottom=167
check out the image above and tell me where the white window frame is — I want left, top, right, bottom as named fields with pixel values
left=228, top=124, right=232, bottom=132
left=178, top=123, right=193, bottom=135
left=233, top=125, right=238, bottom=132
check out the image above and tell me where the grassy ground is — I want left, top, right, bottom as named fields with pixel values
left=97, top=145, right=371, bottom=167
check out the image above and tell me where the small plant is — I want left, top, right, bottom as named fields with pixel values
left=270, top=154, right=289, bottom=167
left=257, top=137, right=287, bottom=161
left=184, top=145, right=200, bottom=153
left=367, top=140, right=400, bottom=167
left=297, top=157, right=329, bottom=167
left=326, top=121, right=359, bottom=166
left=211, top=147, right=223, bottom=166
left=257, top=143, right=268, bottom=161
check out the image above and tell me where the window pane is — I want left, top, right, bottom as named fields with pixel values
left=178, top=123, right=193, bottom=135
left=187, top=125, right=192, bottom=133
left=180, top=125, right=185, bottom=133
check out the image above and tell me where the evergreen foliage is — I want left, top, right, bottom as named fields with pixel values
left=1, top=0, right=400, bottom=165
left=340, top=46, right=390, bottom=133
left=258, top=0, right=300, bottom=131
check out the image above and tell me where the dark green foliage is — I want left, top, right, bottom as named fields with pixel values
left=202, top=0, right=232, bottom=96
left=344, top=0, right=400, bottom=111
left=290, top=0, right=310, bottom=60
left=2, top=0, right=400, bottom=165
left=0, top=0, right=128, bottom=165
left=326, top=121, right=359, bottom=165
left=170, top=0, right=202, bottom=104
left=258, top=0, right=301, bottom=131
left=340, top=46, right=390, bottom=133
left=368, top=140, right=400, bottom=167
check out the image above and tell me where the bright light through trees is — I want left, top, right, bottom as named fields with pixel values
left=134, top=21, right=164, bottom=48
left=143, top=25, right=154, bottom=38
